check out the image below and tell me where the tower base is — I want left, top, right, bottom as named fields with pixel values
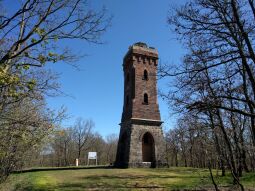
left=115, top=119, right=168, bottom=168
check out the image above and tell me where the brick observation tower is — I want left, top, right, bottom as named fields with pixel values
left=115, top=42, right=166, bottom=168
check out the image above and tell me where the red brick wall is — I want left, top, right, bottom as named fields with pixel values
left=121, top=46, right=161, bottom=122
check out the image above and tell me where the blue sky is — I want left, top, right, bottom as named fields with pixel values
left=6, top=0, right=186, bottom=138
left=47, top=0, right=186, bottom=138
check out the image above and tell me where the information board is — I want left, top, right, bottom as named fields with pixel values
left=88, top=152, right=97, bottom=159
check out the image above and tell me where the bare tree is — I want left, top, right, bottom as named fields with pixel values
left=161, top=1, right=255, bottom=189
left=105, top=134, right=118, bottom=165
left=51, top=128, right=73, bottom=166
left=0, top=0, right=111, bottom=66
left=164, top=0, right=255, bottom=145
left=72, top=118, right=95, bottom=160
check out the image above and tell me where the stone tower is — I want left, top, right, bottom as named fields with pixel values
left=115, top=42, right=166, bottom=168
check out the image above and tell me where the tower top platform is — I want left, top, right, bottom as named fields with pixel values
left=124, top=42, right=158, bottom=63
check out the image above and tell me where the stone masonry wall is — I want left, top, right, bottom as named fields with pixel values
left=128, top=123, right=166, bottom=167
left=115, top=120, right=167, bottom=168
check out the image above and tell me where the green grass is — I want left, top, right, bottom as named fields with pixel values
left=1, top=167, right=255, bottom=191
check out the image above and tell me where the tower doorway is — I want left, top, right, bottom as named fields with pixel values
left=142, top=132, right=155, bottom=162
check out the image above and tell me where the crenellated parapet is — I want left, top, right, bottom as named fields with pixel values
left=123, top=43, right=158, bottom=69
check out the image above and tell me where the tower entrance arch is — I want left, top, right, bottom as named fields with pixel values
left=142, top=132, right=155, bottom=162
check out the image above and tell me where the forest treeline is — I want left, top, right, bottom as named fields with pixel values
left=25, top=118, right=118, bottom=168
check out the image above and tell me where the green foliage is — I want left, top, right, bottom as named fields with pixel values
left=27, top=79, right=36, bottom=91
left=35, top=28, right=46, bottom=37
left=53, top=36, right=58, bottom=42
left=31, top=38, right=37, bottom=44
left=22, top=65, right=30, bottom=70
left=48, top=52, right=56, bottom=57
left=38, top=55, right=46, bottom=65
left=0, top=68, right=22, bottom=98
left=24, top=52, right=29, bottom=57
left=0, top=64, right=38, bottom=98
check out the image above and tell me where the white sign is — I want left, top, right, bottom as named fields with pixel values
left=87, top=152, right=97, bottom=166
left=88, top=152, right=97, bottom=159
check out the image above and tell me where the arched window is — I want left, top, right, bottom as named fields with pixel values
left=143, top=93, right=148, bottom=104
left=143, top=70, right=148, bottom=80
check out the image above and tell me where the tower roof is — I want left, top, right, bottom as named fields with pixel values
left=123, top=42, right=158, bottom=63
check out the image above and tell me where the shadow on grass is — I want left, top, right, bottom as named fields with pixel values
left=77, top=174, right=194, bottom=180
left=12, top=165, right=112, bottom=174
left=15, top=181, right=211, bottom=191
left=18, top=182, right=167, bottom=191
left=12, top=166, right=208, bottom=174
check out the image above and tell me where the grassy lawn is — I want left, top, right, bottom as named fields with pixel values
left=1, top=167, right=254, bottom=191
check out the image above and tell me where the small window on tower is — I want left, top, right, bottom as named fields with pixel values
left=143, top=70, right=148, bottom=80
left=143, top=93, right=148, bottom=105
